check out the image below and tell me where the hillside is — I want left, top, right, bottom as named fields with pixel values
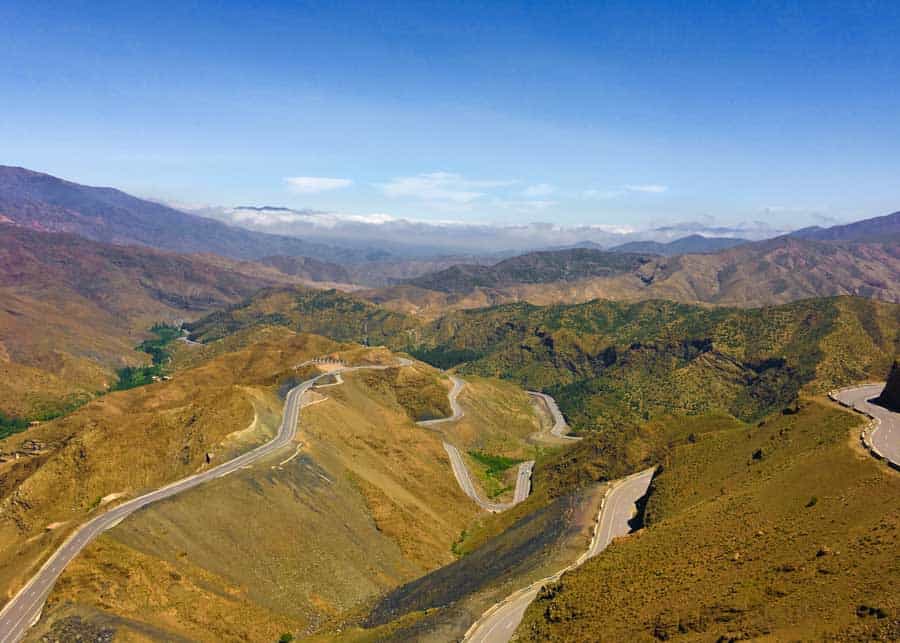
left=608, top=233, right=747, bottom=255
left=518, top=398, right=899, bottom=641
left=258, top=254, right=353, bottom=284
left=184, top=287, right=419, bottom=346
left=417, top=297, right=899, bottom=433
left=0, top=224, right=294, bottom=418
left=366, top=236, right=900, bottom=314
left=0, top=165, right=369, bottom=262
left=185, top=289, right=900, bottom=436
left=790, top=210, right=900, bottom=242
left=0, top=331, right=344, bottom=608
left=405, top=248, right=652, bottom=293
left=17, top=339, right=545, bottom=641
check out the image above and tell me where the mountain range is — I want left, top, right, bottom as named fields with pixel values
left=0, top=165, right=384, bottom=262
left=0, top=164, right=898, bottom=642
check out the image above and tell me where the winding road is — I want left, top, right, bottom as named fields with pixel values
left=0, top=359, right=408, bottom=643
left=528, top=391, right=580, bottom=441
left=418, top=376, right=534, bottom=513
left=831, top=382, right=900, bottom=468
left=464, top=467, right=656, bottom=643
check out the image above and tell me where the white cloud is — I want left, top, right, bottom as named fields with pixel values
left=585, top=223, right=638, bottom=234
left=583, top=184, right=669, bottom=199
left=522, top=183, right=556, bottom=197
left=583, top=188, right=624, bottom=200
left=625, top=184, right=668, bottom=193
left=378, top=172, right=514, bottom=204
left=229, top=206, right=398, bottom=229
left=495, top=199, right=558, bottom=212
left=230, top=209, right=309, bottom=226
left=284, top=176, right=353, bottom=193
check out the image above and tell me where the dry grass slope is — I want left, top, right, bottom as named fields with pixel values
left=518, top=399, right=900, bottom=641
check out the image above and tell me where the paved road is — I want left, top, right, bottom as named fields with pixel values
left=418, top=376, right=534, bottom=512
left=527, top=391, right=580, bottom=441
left=417, top=375, right=466, bottom=427
left=0, top=360, right=407, bottom=643
left=442, top=443, right=532, bottom=513
left=832, top=382, right=900, bottom=467
left=464, top=467, right=656, bottom=643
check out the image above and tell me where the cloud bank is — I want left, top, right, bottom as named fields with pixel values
left=187, top=204, right=789, bottom=258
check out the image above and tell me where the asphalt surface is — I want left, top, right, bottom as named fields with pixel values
left=418, top=376, right=533, bottom=512
left=0, top=360, right=406, bottom=643
left=464, top=467, right=656, bottom=643
left=832, top=382, right=900, bottom=467
left=527, top=391, right=581, bottom=441
left=416, top=375, right=466, bottom=427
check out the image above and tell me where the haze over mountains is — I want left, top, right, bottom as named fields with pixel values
left=199, top=203, right=788, bottom=255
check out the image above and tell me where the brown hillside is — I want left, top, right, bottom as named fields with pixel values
left=21, top=347, right=539, bottom=641
left=0, top=331, right=342, bottom=609
left=364, top=237, right=900, bottom=315
left=0, top=224, right=295, bottom=416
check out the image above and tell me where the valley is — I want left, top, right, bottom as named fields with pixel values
left=0, top=167, right=898, bottom=642
left=6, top=6, right=900, bottom=640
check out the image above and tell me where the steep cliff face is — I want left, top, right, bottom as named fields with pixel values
left=877, top=360, right=900, bottom=410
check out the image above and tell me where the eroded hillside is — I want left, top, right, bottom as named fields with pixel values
left=18, top=333, right=557, bottom=641
left=0, top=224, right=310, bottom=419
left=0, top=330, right=341, bottom=606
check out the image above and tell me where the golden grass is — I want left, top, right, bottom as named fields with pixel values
left=518, top=399, right=900, bottom=641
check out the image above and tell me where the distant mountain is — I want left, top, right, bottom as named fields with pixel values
left=609, top=234, right=747, bottom=256
left=0, top=224, right=296, bottom=417
left=0, top=165, right=379, bottom=262
left=367, top=236, right=900, bottom=315
left=789, top=210, right=900, bottom=242
left=404, top=248, right=653, bottom=293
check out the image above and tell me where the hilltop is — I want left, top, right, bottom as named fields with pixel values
left=790, top=210, right=900, bottom=242
left=405, top=248, right=653, bottom=293
left=608, top=233, right=748, bottom=255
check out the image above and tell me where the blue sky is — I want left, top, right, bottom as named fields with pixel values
left=2, top=0, right=900, bottom=231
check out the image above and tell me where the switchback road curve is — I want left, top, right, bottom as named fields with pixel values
left=464, top=467, right=656, bottom=643
left=418, top=376, right=534, bottom=512
left=831, top=382, right=900, bottom=469
left=527, top=391, right=580, bottom=441
left=0, top=359, right=408, bottom=643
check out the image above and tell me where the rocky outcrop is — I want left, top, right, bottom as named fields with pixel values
left=876, top=360, right=900, bottom=410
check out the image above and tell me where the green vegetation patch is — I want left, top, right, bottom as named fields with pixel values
left=467, top=450, right=523, bottom=499
left=111, top=323, right=180, bottom=391
left=0, top=393, right=91, bottom=439
left=0, top=411, right=29, bottom=440
left=468, top=450, right=522, bottom=476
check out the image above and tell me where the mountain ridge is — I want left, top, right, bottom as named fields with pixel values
left=0, top=165, right=379, bottom=262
